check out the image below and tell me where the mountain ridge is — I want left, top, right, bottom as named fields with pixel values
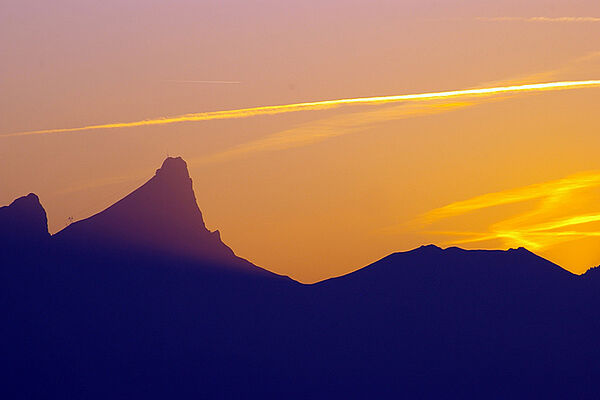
left=2, top=173, right=592, bottom=283
left=3, top=157, right=600, bottom=399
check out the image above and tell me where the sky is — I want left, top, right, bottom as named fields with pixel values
left=1, top=0, right=600, bottom=283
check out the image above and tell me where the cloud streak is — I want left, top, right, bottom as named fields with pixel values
left=3, top=80, right=600, bottom=138
left=477, top=16, right=600, bottom=23
left=197, top=101, right=476, bottom=163
left=419, top=171, right=600, bottom=251
left=163, top=80, right=241, bottom=84
left=421, top=172, right=600, bottom=223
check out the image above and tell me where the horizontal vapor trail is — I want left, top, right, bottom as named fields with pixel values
left=163, top=80, right=241, bottom=84
left=478, top=16, right=600, bottom=22
left=4, top=80, right=600, bottom=138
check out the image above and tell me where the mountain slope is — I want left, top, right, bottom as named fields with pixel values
left=302, top=245, right=592, bottom=398
left=317, top=244, right=576, bottom=290
left=53, top=157, right=275, bottom=276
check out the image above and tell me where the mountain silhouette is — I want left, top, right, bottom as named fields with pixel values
left=317, top=244, right=576, bottom=298
left=2, top=157, right=600, bottom=399
left=54, top=156, right=279, bottom=277
left=0, top=193, right=49, bottom=247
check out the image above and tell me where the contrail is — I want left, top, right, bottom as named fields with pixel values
left=4, top=80, right=600, bottom=138
left=163, top=80, right=241, bottom=84
left=477, top=16, right=600, bottom=22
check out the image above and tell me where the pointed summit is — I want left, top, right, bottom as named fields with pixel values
left=156, top=156, right=190, bottom=179
left=54, top=157, right=243, bottom=267
left=151, top=157, right=195, bottom=197
left=0, top=193, right=50, bottom=246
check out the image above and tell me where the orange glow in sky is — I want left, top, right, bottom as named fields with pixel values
left=420, top=171, right=600, bottom=250
left=2, top=0, right=600, bottom=282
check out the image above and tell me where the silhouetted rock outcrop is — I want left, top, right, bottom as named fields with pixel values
left=0, top=193, right=49, bottom=247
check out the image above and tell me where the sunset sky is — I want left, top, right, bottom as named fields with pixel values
left=2, top=0, right=600, bottom=282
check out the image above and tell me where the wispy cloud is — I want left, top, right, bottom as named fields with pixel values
left=477, top=16, right=600, bottom=23
left=196, top=101, right=476, bottom=164
left=418, top=171, right=600, bottom=251
left=163, top=80, right=241, bottom=84
left=421, top=172, right=600, bottom=223
left=3, top=80, right=599, bottom=138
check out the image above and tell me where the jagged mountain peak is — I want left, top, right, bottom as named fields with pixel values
left=156, top=156, right=190, bottom=177
left=52, top=157, right=249, bottom=268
